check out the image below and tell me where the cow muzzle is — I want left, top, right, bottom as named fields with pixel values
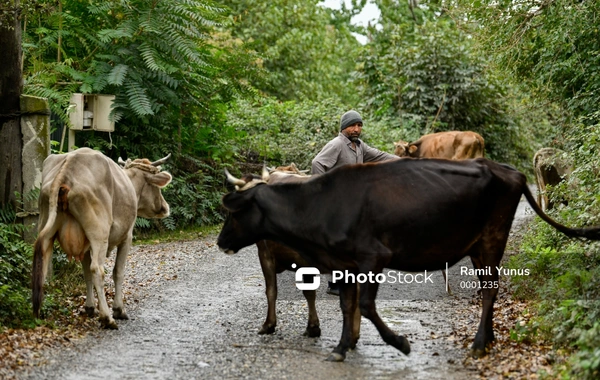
left=219, top=247, right=237, bottom=255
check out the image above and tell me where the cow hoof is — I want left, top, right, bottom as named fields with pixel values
left=303, top=325, right=321, bottom=338
left=113, top=308, right=129, bottom=320
left=470, top=347, right=487, bottom=358
left=258, top=325, right=276, bottom=335
left=84, top=307, right=97, bottom=318
left=395, top=335, right=411, bottom=355
left=325, top=353, right=345, bottom=362
left=100, top=317, right=119, bottom=330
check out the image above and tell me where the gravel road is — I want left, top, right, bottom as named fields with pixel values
left=19, top=195, right=534, bottom=380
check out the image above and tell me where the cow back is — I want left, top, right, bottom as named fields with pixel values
left=395, top=131, right=484, bottom=160
left=226, top=158, right=523, bottom=272
left=39, top=148, right=138, bottom=246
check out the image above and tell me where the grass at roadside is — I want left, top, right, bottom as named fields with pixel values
left=133, top=224, right=221, bottom=245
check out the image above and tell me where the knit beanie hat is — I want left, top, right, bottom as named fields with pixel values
left=340, top=110, right=363, bottom=131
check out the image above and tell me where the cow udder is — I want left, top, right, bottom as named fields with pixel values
left=57, top=215, right=90, bottom=262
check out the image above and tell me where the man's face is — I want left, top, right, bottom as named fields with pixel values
left=342, top=122, right=363, bottom=142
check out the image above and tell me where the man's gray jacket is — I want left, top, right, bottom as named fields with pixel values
left=311, top=133, right=398, bottom=175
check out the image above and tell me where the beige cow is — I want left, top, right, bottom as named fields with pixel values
left=394, top=131, right=485, bottom=159
left=33, top=148, right=172, bottom=329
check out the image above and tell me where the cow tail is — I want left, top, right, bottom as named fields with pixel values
left=32, top=179, right=68, bottom=318
left=522, top=184, right=600, bottom=240
left=32, top=238, right=48, bottom=318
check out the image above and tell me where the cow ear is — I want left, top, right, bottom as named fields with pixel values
left=408, top=145, right=418, bottom=155
left=222, top=191, right=252, bottom=212
left=148, top=172, right=172, bottom=188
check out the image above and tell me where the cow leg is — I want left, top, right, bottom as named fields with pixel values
left=327, top=281, right=358, bottom=362
left=89, top=239, right=118, bottom=329
left=470, top=255, right=500, bottom=358
left=112, top=239, right=131, bottom=320
left=441, top=271, right=452, bottom=295
left=358, top=280, right=410, bottom=356
left=302, top=289, right=321, bottom=337
left=257, top=242, right=278, bottom=334
left=349, top=285, right=361, bottom=348
left=81, top=251, right=97, bottom=317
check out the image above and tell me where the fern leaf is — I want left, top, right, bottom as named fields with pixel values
left=125, top=81, right=154, bottom=116
left=107, top=64, right=129, bottom=86
left=138, top=43, right=161, bottom=72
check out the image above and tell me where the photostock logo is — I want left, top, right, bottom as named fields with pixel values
left=292, top=263, right=320, bottom=290
left=292, top=264, right=449, bottom=293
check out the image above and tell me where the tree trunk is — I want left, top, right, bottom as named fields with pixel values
left=0, top=0, right=24, bottom=209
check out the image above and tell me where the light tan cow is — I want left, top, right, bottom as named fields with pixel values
left=394, top=131, right=485, bottom=159
left=33, top=148, right=172, bottom=329
left=533, top=147, right=573, bottom=211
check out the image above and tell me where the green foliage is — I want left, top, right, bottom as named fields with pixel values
left=458, top=0, right=600, bottom=122
left=227, top=97, right=339, bottom=169
left=221, top=0, right=362, bottom=103
left=510, top=317, right=539, bottom=344
left=22, top=0, right=263, bottom=161
left=134, top=217, right=151, bottom=229
left=0, top=201, right=38, bottom=328
left=0, top=194, right=84, bottom=330
left=507, top=120, right=600, bottom=378
left=569, top=322, right=600, bottom=380
left=161, top=155, right=225, bottom=227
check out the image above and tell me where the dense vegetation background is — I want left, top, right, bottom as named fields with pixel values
left=1, top=0, right=599, bottom=377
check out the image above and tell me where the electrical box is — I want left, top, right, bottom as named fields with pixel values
left=68, top=93, right=115, bottom=132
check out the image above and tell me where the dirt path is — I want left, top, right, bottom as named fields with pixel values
left=16, top=194, right=537, bottom=379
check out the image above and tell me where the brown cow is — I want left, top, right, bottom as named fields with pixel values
left=533, top=147, right=573, bottom=211
left=394, top=131, right=485, bottom=159
left=33, top=148, right=172, bottom=329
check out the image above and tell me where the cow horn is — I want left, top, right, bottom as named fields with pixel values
left=262, top=166, right=270, bottom=182
left=266, top=166, right=275, bottom=173
left=151, top=153, right=171, bottom=167
left=118, top=157, right=127, bottom=166
left=224, top=169, right=246, bottom=187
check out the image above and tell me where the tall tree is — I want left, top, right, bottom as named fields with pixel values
left=0, top=0, right=23, bottom=210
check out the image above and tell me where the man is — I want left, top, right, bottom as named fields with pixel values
left=312, top=110, right=399, bottom=295
left=311, top=110, right=398, bottom=175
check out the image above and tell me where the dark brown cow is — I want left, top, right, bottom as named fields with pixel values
left=217, top=158, right=600, bottom=362
left=33, top=148, right=172, bottom=328
left=230, top=166, right=320, bottom=337
left=226, top=167, right=362, bottom=343
left=533, top=148, right=573, bottom=211
left=394, top=131, right=485, bottom=159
